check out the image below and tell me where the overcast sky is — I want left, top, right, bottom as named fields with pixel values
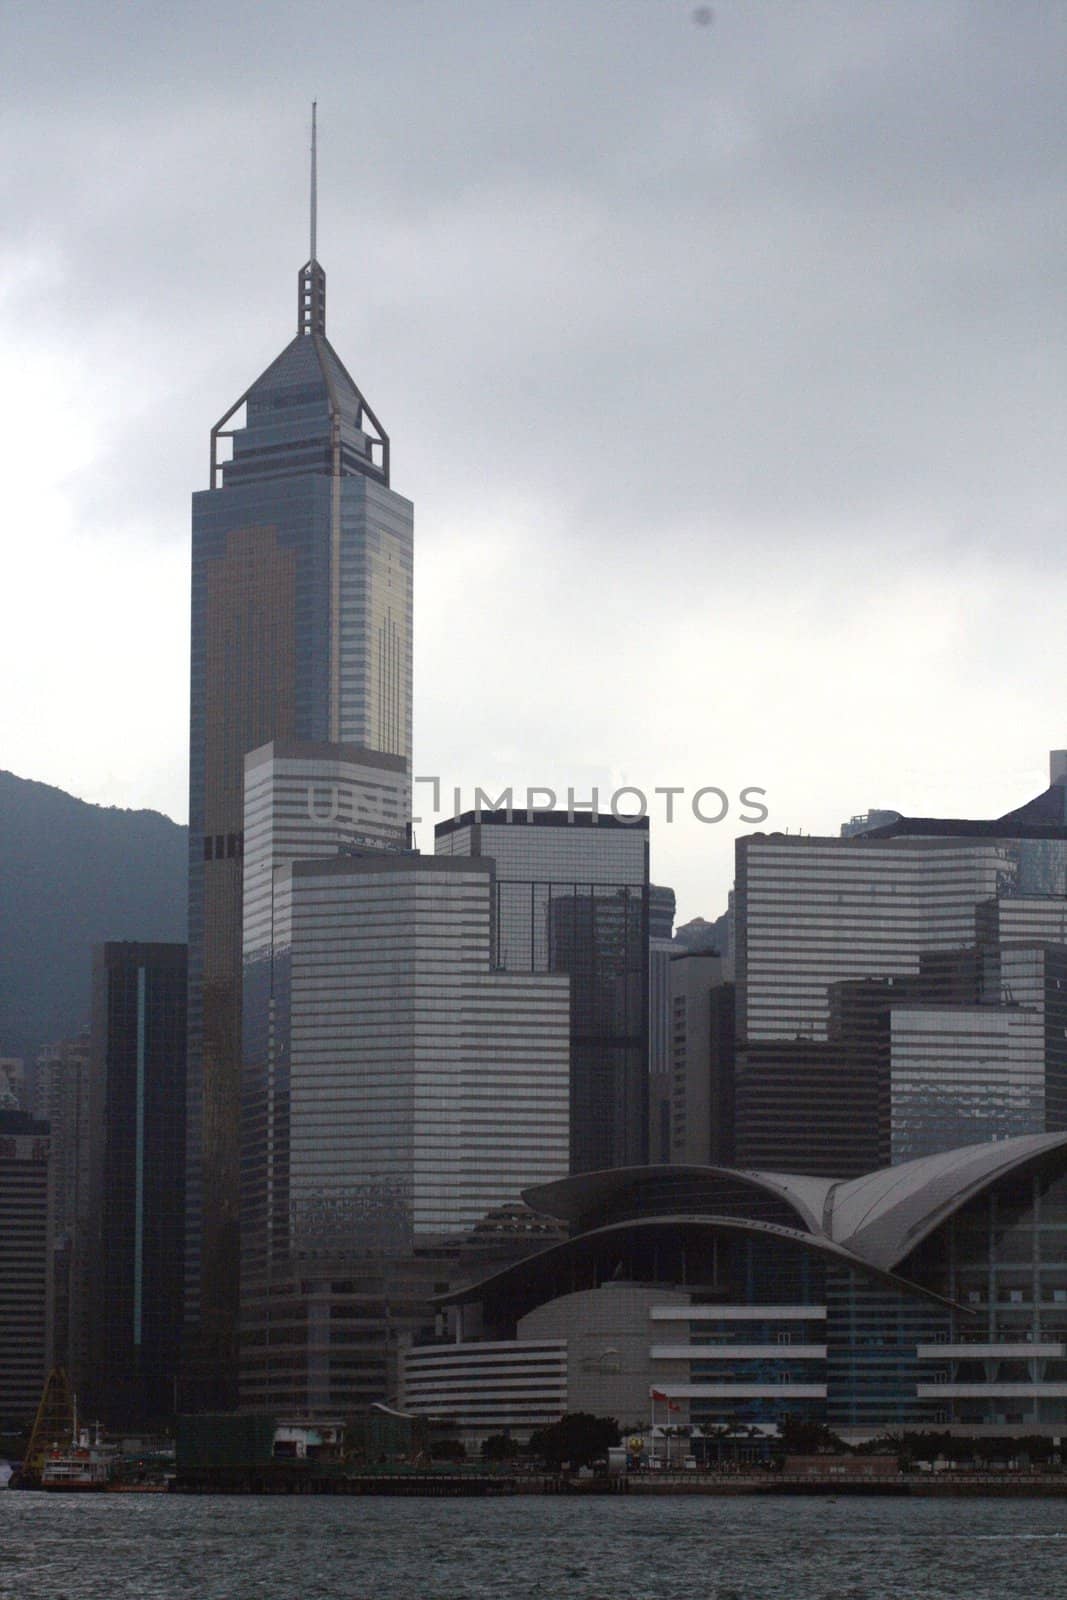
left=2, top=0, right=1065, bottom=920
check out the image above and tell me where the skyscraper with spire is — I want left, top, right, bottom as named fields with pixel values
left=185, top=109, right=414, bottom=1401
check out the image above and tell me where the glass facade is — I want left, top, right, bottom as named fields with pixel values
left=0, top=1111, right=50, bottom=1428
left=88, top=943, right=187, bottom=1426
left=890, top=1004, right=1044, bottom=1163
left=906, top=1160, right=1067, bottom=1428
left=735, top=832, right=1067, bottom=1176
left=668, top=954, right=734, bottom=1166
left=440, top=1139, right=1067, bottom=1438
left=736, top=837, right=1016, bottom=1044
left=187, top=289, right=413, bottom=1398
left=239, top=794, right=570, bottom=1413
left=34, top=1032, right=92, bottom=1391
left=436, top=814, right=650, bottom=1172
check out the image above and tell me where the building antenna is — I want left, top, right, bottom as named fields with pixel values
left=310, top=101, right=318, bottom=263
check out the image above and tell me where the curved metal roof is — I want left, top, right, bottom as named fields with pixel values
left=440, top=1212, right=948, bottom=1309
left=523, top=1165, right=830, bottom=1234
left=523, top=1134, right=1067, bottom=1280
left=827, top=1130, right=1067, bottom=1270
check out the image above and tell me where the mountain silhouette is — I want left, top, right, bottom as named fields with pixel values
left=0, top=770, right=186, bottom=1061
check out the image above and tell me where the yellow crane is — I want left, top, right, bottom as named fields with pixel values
left=19, top=1367, right=75, bottom=1486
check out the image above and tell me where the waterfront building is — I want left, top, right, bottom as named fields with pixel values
left=400, top=1132, right=1067, bottom=1445
left=87, top=943, right=187, bottom=1425
left=436, top=812, right=650, bottom=1172
left=186, top=133, right=414, bottom=1398
left=0, top=1109, right=50, bottom=1428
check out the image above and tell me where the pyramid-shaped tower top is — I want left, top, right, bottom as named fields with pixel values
left=208, top=104, right=390, bottom=490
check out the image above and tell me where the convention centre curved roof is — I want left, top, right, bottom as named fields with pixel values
left=523, top=1131, right=1067, bottom=1276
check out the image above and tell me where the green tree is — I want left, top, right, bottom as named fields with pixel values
left=776, top=1414, right=848, bottom=1456
left=482, top=1432, right=519, bottom=1462
left=429, top=1438, right=467, bottom=1461
left=527, top=1413, right=620, bottom=1469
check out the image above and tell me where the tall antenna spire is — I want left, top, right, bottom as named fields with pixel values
left=298, top=102, right=326, bottom=335
left=310, top=100, right=318, bottom=263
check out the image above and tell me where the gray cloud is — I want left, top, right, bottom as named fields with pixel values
left=2, top=0, right=1065, bottom=915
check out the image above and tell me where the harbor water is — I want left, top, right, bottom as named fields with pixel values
left=4, top=1493, right=1067, bottom=1599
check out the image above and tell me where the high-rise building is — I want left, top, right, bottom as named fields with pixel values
left=648, top=935, right=676, bottom=1165
left=668, top=953, right=735, bottom=1166
left=0, top=1109, right=50, bottom=1428
left=648, top=884, right=676, bottom=942
left=34, top=1031, right=92, bottom=1389
left=734, top=755, right=1067, bottom=1176
left=239, top=755, right=570, bottom=1413
left=186, top=126, right=414, bottom=1396
left=436, top=812, right=650, bottom=1172
left=87, top=943, right=187, bottom=1425
left=647, top=885, right=677, bottom=1163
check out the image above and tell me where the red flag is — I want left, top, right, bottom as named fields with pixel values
left=668, top=1401, right=680, bottom=1413
left=650, top=1388, right=668, bottom=1401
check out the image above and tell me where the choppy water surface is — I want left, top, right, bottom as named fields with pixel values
left=2, top=1493, right=1067, bottom=1600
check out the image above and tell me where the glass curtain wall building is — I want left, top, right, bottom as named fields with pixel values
left=416, top=1134, right=1067, bottom=1443
left=0, top=1110, right=50, bottom=1429
left=436, top=812, right=650, bottom=1173
left=87, top=943, right=187, bottom=1426
left=240, top=759, right=570, bottom=1414
left=33, top=1032, right=92, bottom=1395
left=187, top=239, right=413, bottom=1400
left=735, top=768, right=1067, bottom=1177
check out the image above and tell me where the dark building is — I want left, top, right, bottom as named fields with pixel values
left=186, top=144, right=414, bottom=1398
left=87, top=943, right=187, bottom=1426
left=0, top=1109, right=50, bottom=1428
left=34, top=1031, right=92, bottom=1394
left=436, top=812, right=650, bottom=1172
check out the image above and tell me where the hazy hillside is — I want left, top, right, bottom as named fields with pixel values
left=0, top=770, right=187, bottom=1060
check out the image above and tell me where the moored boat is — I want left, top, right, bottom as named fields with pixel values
left=39, top=1452, right=111, bottom=1484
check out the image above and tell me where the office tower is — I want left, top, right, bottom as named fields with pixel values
left=647, top=885, right=677, bottom=1161
left=34, top=1032, right=92, bottom=1388
left=648, top=884, right=676, bottom=941
left=668, top=953, right=735, bottom=1166
left=239, top=764, right=570, bottom=1412
left=648, top=935, right=675, bottom=1164
left=87, top=944, right=186, bottom=1425
left=436, top=812, right=650, bottom=1172
left=734, top=753, right=1067, bottom=1175
left=186, top=129, right=414, bottom=1394
left=0, top=1109, right=50, bottom=1428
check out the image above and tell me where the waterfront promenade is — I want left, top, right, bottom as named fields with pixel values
left=167, top=1465, right=1067, bottom=1497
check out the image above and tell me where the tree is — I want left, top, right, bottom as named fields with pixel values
left=527, top=1413, right=620, bottom=1469
left=482, top=1433, right=519, bottom=1462
left=776, top=1414, right=848, bottom=1456
left=429, top=1438, right=467, bottom=1461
